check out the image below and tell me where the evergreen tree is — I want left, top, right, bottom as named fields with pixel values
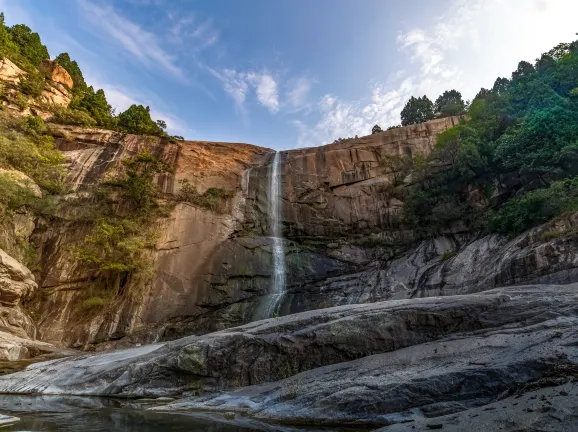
left=8, top=24, right=49, bottom=66
left=434, top=90, right=466, bottom=117
left=400, top=96, right=434, bottom=126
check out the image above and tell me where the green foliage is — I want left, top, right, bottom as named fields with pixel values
left=81, top=296, right=110, bottom=310
left=434, top=90, right=466, bottom=117
left=401, top=95, right=434, bottom=126
left=486, top=177, right=578, bottom=236
left=54, top=52, right=86, bottom=90
left=49, top=107, right=97, bottom=127
left=117, top=104, right=165, bottom=136
left=404, top=37, right=578, bottom=237
left=8, top=92, right=28, bottom=110
left=73, top=218, right=153, bottom=274
left=371, top=124, right=383, bottom=134
left=73, top=151, right=168, bottom=289
left=440, top=250, right=456, bottom=262
left=23, top=115, right=46, bottom=135
left=7, top=24, right=49, bottom=66
left=70, top=86, right=116, bottom=128
left=178, top=179, right=234, bottom=213
left=0, top=173, right=37, bottom=211
left=0, top=112, right=66, bottom=193
left=106, top=150, right=167, bottom=212
left=19, top=71, right=45, bottom=97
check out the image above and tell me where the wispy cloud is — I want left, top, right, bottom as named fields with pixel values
left=286, top=76, right=314, bottom=112
left=209, top=68, right=280, bottom=114
left=167, top=13, right=219, bottom=52
left=78, top=0, right=185, bottom=80
left=294, top=0, right=578, bottom=148
left=248, top=71, right=279, bottom=113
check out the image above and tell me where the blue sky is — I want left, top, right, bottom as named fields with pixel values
left=2, top=0, right=578, bottom=149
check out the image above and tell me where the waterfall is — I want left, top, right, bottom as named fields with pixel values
left=265, top=151, right=286, bottom=317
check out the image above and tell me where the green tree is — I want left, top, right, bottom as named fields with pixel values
left=400, top=96, right=434, bottom=126
left=434, top=90, right=466, bottom=117
left=73, top=87, right=116, bottom=128
left=8, top=24, right=49, bottom=66
left=0, top=13, right=19, bottom=61
left=371, top=124, right=383, bottom=134
left=117, top=104, right=164, bottom=136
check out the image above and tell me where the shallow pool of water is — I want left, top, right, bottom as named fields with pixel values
left=0, top=395, right=359, bottom=432
left=0, top=395, right=281, bottom=431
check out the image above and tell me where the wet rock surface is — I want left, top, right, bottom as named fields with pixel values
left=0, top=284, right=576, bottom=421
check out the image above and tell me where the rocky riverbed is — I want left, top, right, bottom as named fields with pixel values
left=0, top=283, right=576, bottom=430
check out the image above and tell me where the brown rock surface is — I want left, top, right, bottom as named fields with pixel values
left=41, top=60, right=73, bottom=89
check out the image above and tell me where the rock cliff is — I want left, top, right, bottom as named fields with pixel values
left=16, top=116, right=578, bottom=352
left=1, top=116, right=577, bottom=429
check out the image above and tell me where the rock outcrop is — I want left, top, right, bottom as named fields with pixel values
left=0, top=248, right=61, bottom=361
left=0, top=284, right=576, bottom=429
left=41, top=60, right=73, bottom=89
left=16, top=117, right=578, bottom=351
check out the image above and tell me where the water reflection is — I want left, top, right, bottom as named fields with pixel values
left=0, top=396, right=273, bottom=432
left=0, top=396, right=360, bottom=432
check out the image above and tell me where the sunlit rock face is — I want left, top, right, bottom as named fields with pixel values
left=20, top=116, right=578, bottom=351
left=0, top=248, right=61, bottom=361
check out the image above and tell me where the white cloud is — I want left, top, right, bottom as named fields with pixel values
left=294, top=0, right=578, bottom=148
left=209, top=68, right=280, bottom=114
left=248, top=72, right=279, bottom=113
left=168, top=14, right=219, bottom=51
left=287, top=76, right=314, bottom=110
left=78, top=0, right=184, bottom=80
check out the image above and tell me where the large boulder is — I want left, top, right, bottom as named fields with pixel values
left=41, top=60, right=73, bottom=89
left=0, top=248, right=36, bottom=307
left=0, top=58, right=24, bottom=84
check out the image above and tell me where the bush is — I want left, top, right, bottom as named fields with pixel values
left=178, top=179, right=235, bottom=213
left=486, top=177, right=578, bottom=236
left=0, top=113, right=66, bottom=193
left=8, top=92, right=28, bottom=110
left=81, top=296, right=109, bottom=310
left=49, top=107, right=97, bottom=127
left=23, top=115, right=45, bottom=135
left=19, top=73, right=45, bottom=98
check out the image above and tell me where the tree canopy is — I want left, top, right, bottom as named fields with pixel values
left=400, top=96, right=435, bottom=126
left=0, top=11, right=173, bottom=138
left=404, top=37, right=578, bottom=237
left=434, top=90, right=466, bottom=117
left=371, top=124, right=383, bottom=134
left=117, top=105, right=165, bottom=136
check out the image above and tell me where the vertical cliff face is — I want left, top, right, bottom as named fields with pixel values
left=25, top=115, right=578, bottom=351
left=246, top=117, right=459, bottom=238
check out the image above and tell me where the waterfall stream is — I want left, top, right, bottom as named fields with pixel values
left=265, top=151, right=286, bottom=317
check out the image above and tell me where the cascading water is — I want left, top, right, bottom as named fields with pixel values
left=264, top=151, right=286, bottom=317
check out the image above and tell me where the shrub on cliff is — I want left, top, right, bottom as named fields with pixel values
left=487, top=177, right=578, bottom=236
left=49, top=107, right=97, bottom=128
left=177, top=179, right=234, bottom=213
